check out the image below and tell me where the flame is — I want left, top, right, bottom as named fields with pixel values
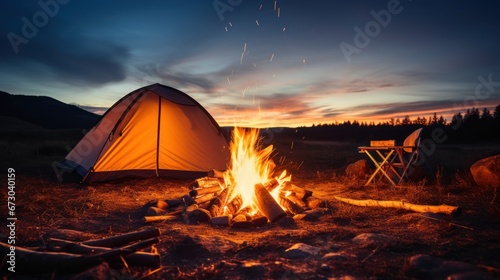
left=224, top=127, right=291, bottom=216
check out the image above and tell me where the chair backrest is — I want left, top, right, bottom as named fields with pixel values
left=403, top=128, right=423, bottom=153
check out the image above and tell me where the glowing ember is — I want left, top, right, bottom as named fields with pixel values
left=223, top=127, right=291, bottom=216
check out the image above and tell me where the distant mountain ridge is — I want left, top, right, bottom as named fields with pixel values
left=0, top=91, right=100, bottom=129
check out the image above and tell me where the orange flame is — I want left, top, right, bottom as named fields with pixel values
left=224, top=127, right=291, bottom=215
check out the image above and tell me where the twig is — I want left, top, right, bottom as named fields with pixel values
left=361, top=245, right=381, bottom=263
left=416, top=214, right=474, bottom=230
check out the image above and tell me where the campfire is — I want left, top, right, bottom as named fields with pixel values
left=145, top=127, right=325, bottom=227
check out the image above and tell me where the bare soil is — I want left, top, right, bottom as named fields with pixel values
left=1, top=138, right=500, bottom=279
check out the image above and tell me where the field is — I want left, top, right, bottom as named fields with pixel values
left=1, top=128, right=500, bottom=279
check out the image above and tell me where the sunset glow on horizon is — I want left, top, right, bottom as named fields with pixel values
left=1, top=1, right=499, bottom=128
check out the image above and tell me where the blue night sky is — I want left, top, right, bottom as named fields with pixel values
left=1, top=0, right=500, bottom=127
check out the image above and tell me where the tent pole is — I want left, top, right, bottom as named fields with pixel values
left=156, top=95, right=161, bottom=177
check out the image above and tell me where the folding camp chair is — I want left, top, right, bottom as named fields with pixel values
left=388, top=128, right=423, bottom=184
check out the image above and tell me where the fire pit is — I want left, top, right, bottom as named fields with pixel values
left=144, top=127, right=326, bottom=227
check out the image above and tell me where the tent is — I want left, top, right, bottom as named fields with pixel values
left=64, top=83, right=230, bottom=183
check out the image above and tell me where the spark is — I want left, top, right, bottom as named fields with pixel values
left=278, top=7, right=280, bottom=18
left=227, top=76, right=231, bottom=85
left=225, top=27, right=228, bottom=32
left=283, top=27, right=286, bottom=32
left=253, top=63, right=257, bottom=67
left=229, top=22, right=232, bottom=26
left=240, top=52, right=244, bottom=64
left=259, top=4, right=262, bottom=10
left=274, top=1, right=276, bottom=11
left=256, top=20, right=259, bottom=26
left=243, top=42, right=247, bottom=52
left=270, top=53, right=275, bottom=62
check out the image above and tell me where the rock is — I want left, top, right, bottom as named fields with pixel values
left=345, top=159, right=371, bottom=179
left=170, top=236, right=211, bottom=259
left=237, top=261, right=267, bottom=278
left=352, top=233, right=395, bottom=246
left=322, top=252, right=354, bottom=261
left=408, top=254, right=495, bottom=280
left=320, top=263, right=330, bottom=272
left=193, top=235, right=239, bottom=254
left=470, top=155, right=500, bottom=188
left=284, top=243, right=320, bottom=259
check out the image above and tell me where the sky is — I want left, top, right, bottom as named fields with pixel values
left=1, top=0, right=500, bottom=128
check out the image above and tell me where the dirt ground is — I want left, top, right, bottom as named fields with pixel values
left=1, top=139, right=500, bottom=279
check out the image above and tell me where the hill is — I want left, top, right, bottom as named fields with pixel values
left=0, top=91, right=100, bottom=129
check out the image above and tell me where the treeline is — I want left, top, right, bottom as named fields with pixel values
left=288, top=105, right=500, bottom=143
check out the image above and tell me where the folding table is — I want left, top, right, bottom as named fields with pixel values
left=358, top=140, right=406, bottom=187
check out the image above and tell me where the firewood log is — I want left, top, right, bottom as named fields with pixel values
left=184, top=208, right=212, bottom=224
left=232, top=214, right=247, bottom=223
left=333, top=196, right=461, bottom=215
left=209, top=188, right=228, bottom=217
left=281, top=182, right=313, bottom=200
left=279, top=194, right=306, bottom=215
left=251, top=216, right=269, bottom=227
left=83, top=228, right=161, bottom=248
left=286, top=194, right=307, bottom=208
left=208, top=169, right=226, bottom=178
left=194, top=193, right=215, bottom=205
left=45, top=239, right=161, bottom=268
left=189, top=176, right=223, bottom=189
left=305, top=196, right=324, bottom=209
left=194, top=185, right=223, bottom=196
left=143, top=215, right=181, bottom=223
left=147, top=207, right=167, bottom=216
left=0, top=238, right=159, bottom=273
left=225, top=194, right=243, bottom=216
left=211, top=215, right=232, bottom=226
left=232, top=220, right=253, bottom=228
left=254, top=183, right=286, bottom=222
left=264, top=178, right=279, bottom=192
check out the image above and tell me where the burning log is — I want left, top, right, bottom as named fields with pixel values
left=209, top=187, right=229, bottom=217
left=282, top=182, right=313, bottom=200
left=225, top=195, right=243, bottom=216
left=279, top=194, right=306, bottom=215
left=264, top=178, right=279, bottom=192
left=333, top=196, right=461, bottom=215
left=232, top=214, right=247, bottom=222
left=254, top=183, right=286, bottom=222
